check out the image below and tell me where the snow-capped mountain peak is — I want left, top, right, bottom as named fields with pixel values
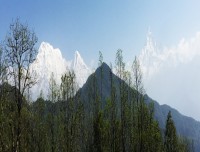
left=141, top=29, right=158, bottom=58
left=30, top=42, right=68, bottom=100
left=72, top=51, right=92, bottom=88
left=37, top=42, right=67, bottom=68
left=39, top=42, right=53, bottom=52
left=30, top=42, right=91, bottom=101
left=139, top=30, right=161, bottom=81
left=73, top=51, right=85, bottom=68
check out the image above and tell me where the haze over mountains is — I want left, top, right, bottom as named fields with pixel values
left=78, top=62, right=200, bottom=152
left=29, top=30, right=200, bottom=121
left=4, top=27, right=200, bottom=150
left=139, top=31, right=200, bottom=121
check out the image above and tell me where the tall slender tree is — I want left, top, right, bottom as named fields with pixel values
left=0, top=45, right=10, bottom=151
left=98, top=51, right=103, bottom=107
left=0, top=45, right=7, bottom=84
left=109, top=63, right=118, bottom=152
left=115, top=49, right=126, bottom=152
left=4, top=18, right=38, bottom=152
left=48, top=72, right=60, bottom=152
left=132, top=56, right=145, bottom=152
left=164, top=111, right=178, bottom=152
left=48, top=72, right=59, bottom=103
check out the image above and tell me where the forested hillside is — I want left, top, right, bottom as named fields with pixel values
left=0, top=19, right=196, bottom=152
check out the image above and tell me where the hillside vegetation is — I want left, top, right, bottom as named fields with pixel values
left=0, top=19, right=195, bottom=152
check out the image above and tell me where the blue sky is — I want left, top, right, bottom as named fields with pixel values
left=1, top=0, right=200, bottom=119
left=1, top=0, right=200, bottom=65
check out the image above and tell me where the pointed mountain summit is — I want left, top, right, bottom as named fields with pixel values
left=139, top=29, right=158, bottom=62
left=72, top=51, right=92, bottom=88
left=30, top=42, right=91, bottom=100
left=30, top=42, right=68, bottom=100
left=78, top=62, right=200, bottom=151
left=79, top=62, right=121, bottom=107
left=95, top=62, right=111, bottom=77
left=73, top=51, right=85, bottom=68
left=139, top=30, right=161, bottom=80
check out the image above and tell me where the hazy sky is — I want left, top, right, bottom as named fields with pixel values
left=1, top=0, right=200, bottom=64
left=1, top=0, right=200, bottom=120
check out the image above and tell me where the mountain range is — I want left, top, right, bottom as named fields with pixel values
left=30, top=42, right=92, bottom=100
left=27, top=35, right=200, bottom=151
left=4, top=38, right=200, bottom=151
left=29, top=31, right=156, bottom=101
left=139, top=30, right=200, bottom=121
left=78, top=62, right=200, bottom=152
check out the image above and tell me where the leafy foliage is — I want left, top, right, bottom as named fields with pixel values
left=0, top=20, right=193, bottom=152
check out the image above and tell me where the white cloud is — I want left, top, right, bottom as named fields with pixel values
left=139, top=31, right=200, bottom=121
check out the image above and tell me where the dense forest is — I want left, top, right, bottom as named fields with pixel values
left=0, top=19, right=194, bottom=152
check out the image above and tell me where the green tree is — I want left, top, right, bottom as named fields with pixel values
left=32, top=97, right=48, bottom=152
left=164, top=111, right=178, bottom=152
left=131, top=56, right=144, bottom=152
left=4, top=18, right=38, bottom=152
left=143, top=102, right=163, bottom=152
left=115, top=49, right=126, bottom=152
left=0, top=84, right=15, bottom=151
left=47, top=72, right=60, bottom=152
left=60, top=70, right=83, bottom=152
left=92, top=74, right=102, bottom=152
left=0, top=50, right=10, bottom=150
left=130, top=56, right=164, bottom=152
left=99, top=51, right=103, bottom=107
left=48, top=72, right=59, bottom=103
left=0, top=45, right=7, bottom=84
left=178, top=136, right=193, bottom=152
left=109, top=63, right=119, bottom=152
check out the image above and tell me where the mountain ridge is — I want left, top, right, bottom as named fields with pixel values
left=78, top=62, right=200, bottom=152
left=30, top=42, right=91, bottom=100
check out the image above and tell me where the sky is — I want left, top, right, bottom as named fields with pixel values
left=1, top=0, right=200, bottom=65
left=1, top=0, right=200, bottom=120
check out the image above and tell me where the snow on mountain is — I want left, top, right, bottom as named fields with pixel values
left=139, top=29, right=162, bottom=81
left=73, top=51, right=92, bottom=88
left=30, top=42, right=91, bottom=101
left=139, top=30, right=200, bottom=83
left=138, top=30, right=200, bottom=121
